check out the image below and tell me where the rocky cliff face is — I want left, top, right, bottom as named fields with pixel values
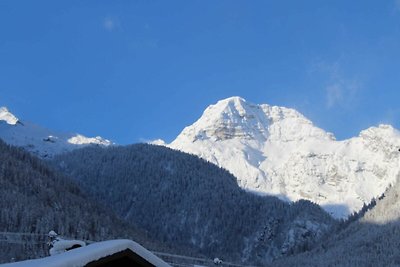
left=167, top=97, right=400, bottom=218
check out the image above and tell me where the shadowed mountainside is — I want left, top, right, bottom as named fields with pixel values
left=0, top=139, right=169, bottom=263
left=53, top=144, right=338, bottom=265
left=269, top=176, right=400, bottom=267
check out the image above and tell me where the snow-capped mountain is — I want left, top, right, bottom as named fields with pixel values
left=0, top=107, right=112, bottom=158
left=166, top=97, right=400, bottom=218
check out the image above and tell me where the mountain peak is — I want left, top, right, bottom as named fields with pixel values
left=167, top=97, right=400, bottom=218
left=172, top=97, right=332, bottom=145
left=359, top=124, right=397, bottom=138
left=205, top=96, right=253, bottom=119
left=177, top=97, right=271, bottom=142
left=215, top=96, right=247, bottom=107
left=0, top=107, right=19, bottom=125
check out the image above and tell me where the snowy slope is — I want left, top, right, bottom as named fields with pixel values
left=0, top=107, right=112, bottom=158
left=271, top=178, right=400, bottom=267
left=0, top=107, right=19, bottom=125
left=167, top=97, right=400, bottom=218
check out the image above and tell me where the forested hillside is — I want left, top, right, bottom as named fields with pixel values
left=53, top=144, right=338, bottom=265
left=0, top=140, right=164, bottom=263
left=270, top=177, right=400, bottom=267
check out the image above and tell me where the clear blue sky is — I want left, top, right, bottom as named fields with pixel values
left=1, top=1, right=400, bottom=144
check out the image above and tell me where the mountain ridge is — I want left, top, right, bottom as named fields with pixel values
left=0, top=107, right=19, bottom=125
left=165, top=97, right=400, bottom=218
left=3, top=100, right=400, bottom=219
left=0, top=106, right=112, bottom=158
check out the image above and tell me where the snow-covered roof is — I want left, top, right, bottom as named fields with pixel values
left=0, top=239, right=171, bottom=267
left=50, top=239, right=87, bottom=256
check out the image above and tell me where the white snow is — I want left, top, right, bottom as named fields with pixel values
left=50, top=239, right=86, bottom=256
left=149, top=139, right=167, bottom=146
left=0, top=107, right=19, bottom=125
left=68, top=134, right=111, bottom=146
left=0, top=239, right=171, bottom=267
left=166, top=97, right=400, bottom=218
left=0, top=107, right=112, bottom=158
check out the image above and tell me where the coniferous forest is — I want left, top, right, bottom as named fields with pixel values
left=2, top=139, right=400, bottom=266
left=0, top=140, right=167, bottom=263
left=52, top=144, right=337, bottom=265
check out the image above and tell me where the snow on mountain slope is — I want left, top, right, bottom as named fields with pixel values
left=167, top=97, right=400, bottom=218
left=0, top=107, right=112, bottom=158
left=0, top=107, right=19, bottom=125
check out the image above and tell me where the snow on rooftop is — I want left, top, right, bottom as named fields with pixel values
left=0, top=239, right=171, bottom=267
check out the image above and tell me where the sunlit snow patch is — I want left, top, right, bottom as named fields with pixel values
left=0, top=107, right=19, bottom=125
left=67, top=134, right=111, bottom=146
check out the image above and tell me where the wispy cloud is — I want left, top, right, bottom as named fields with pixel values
left=309, top=59, right=362, bottom=109
left=326, top=84, right=342, bottom=109
left=325, top=79, right=361, bottom=109
left=103, top=17, right=119, bottom=32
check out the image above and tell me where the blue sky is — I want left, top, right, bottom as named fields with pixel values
left=1, top=1, right=400, bottom=144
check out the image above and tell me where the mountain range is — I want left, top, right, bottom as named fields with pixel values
left=162, top=97, right=400, bottom=218
left=1, top=98, right=400, bottom=265
left=0, top=114, right=338, bottom=265
left=2, top=98, right=400, bottom=219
